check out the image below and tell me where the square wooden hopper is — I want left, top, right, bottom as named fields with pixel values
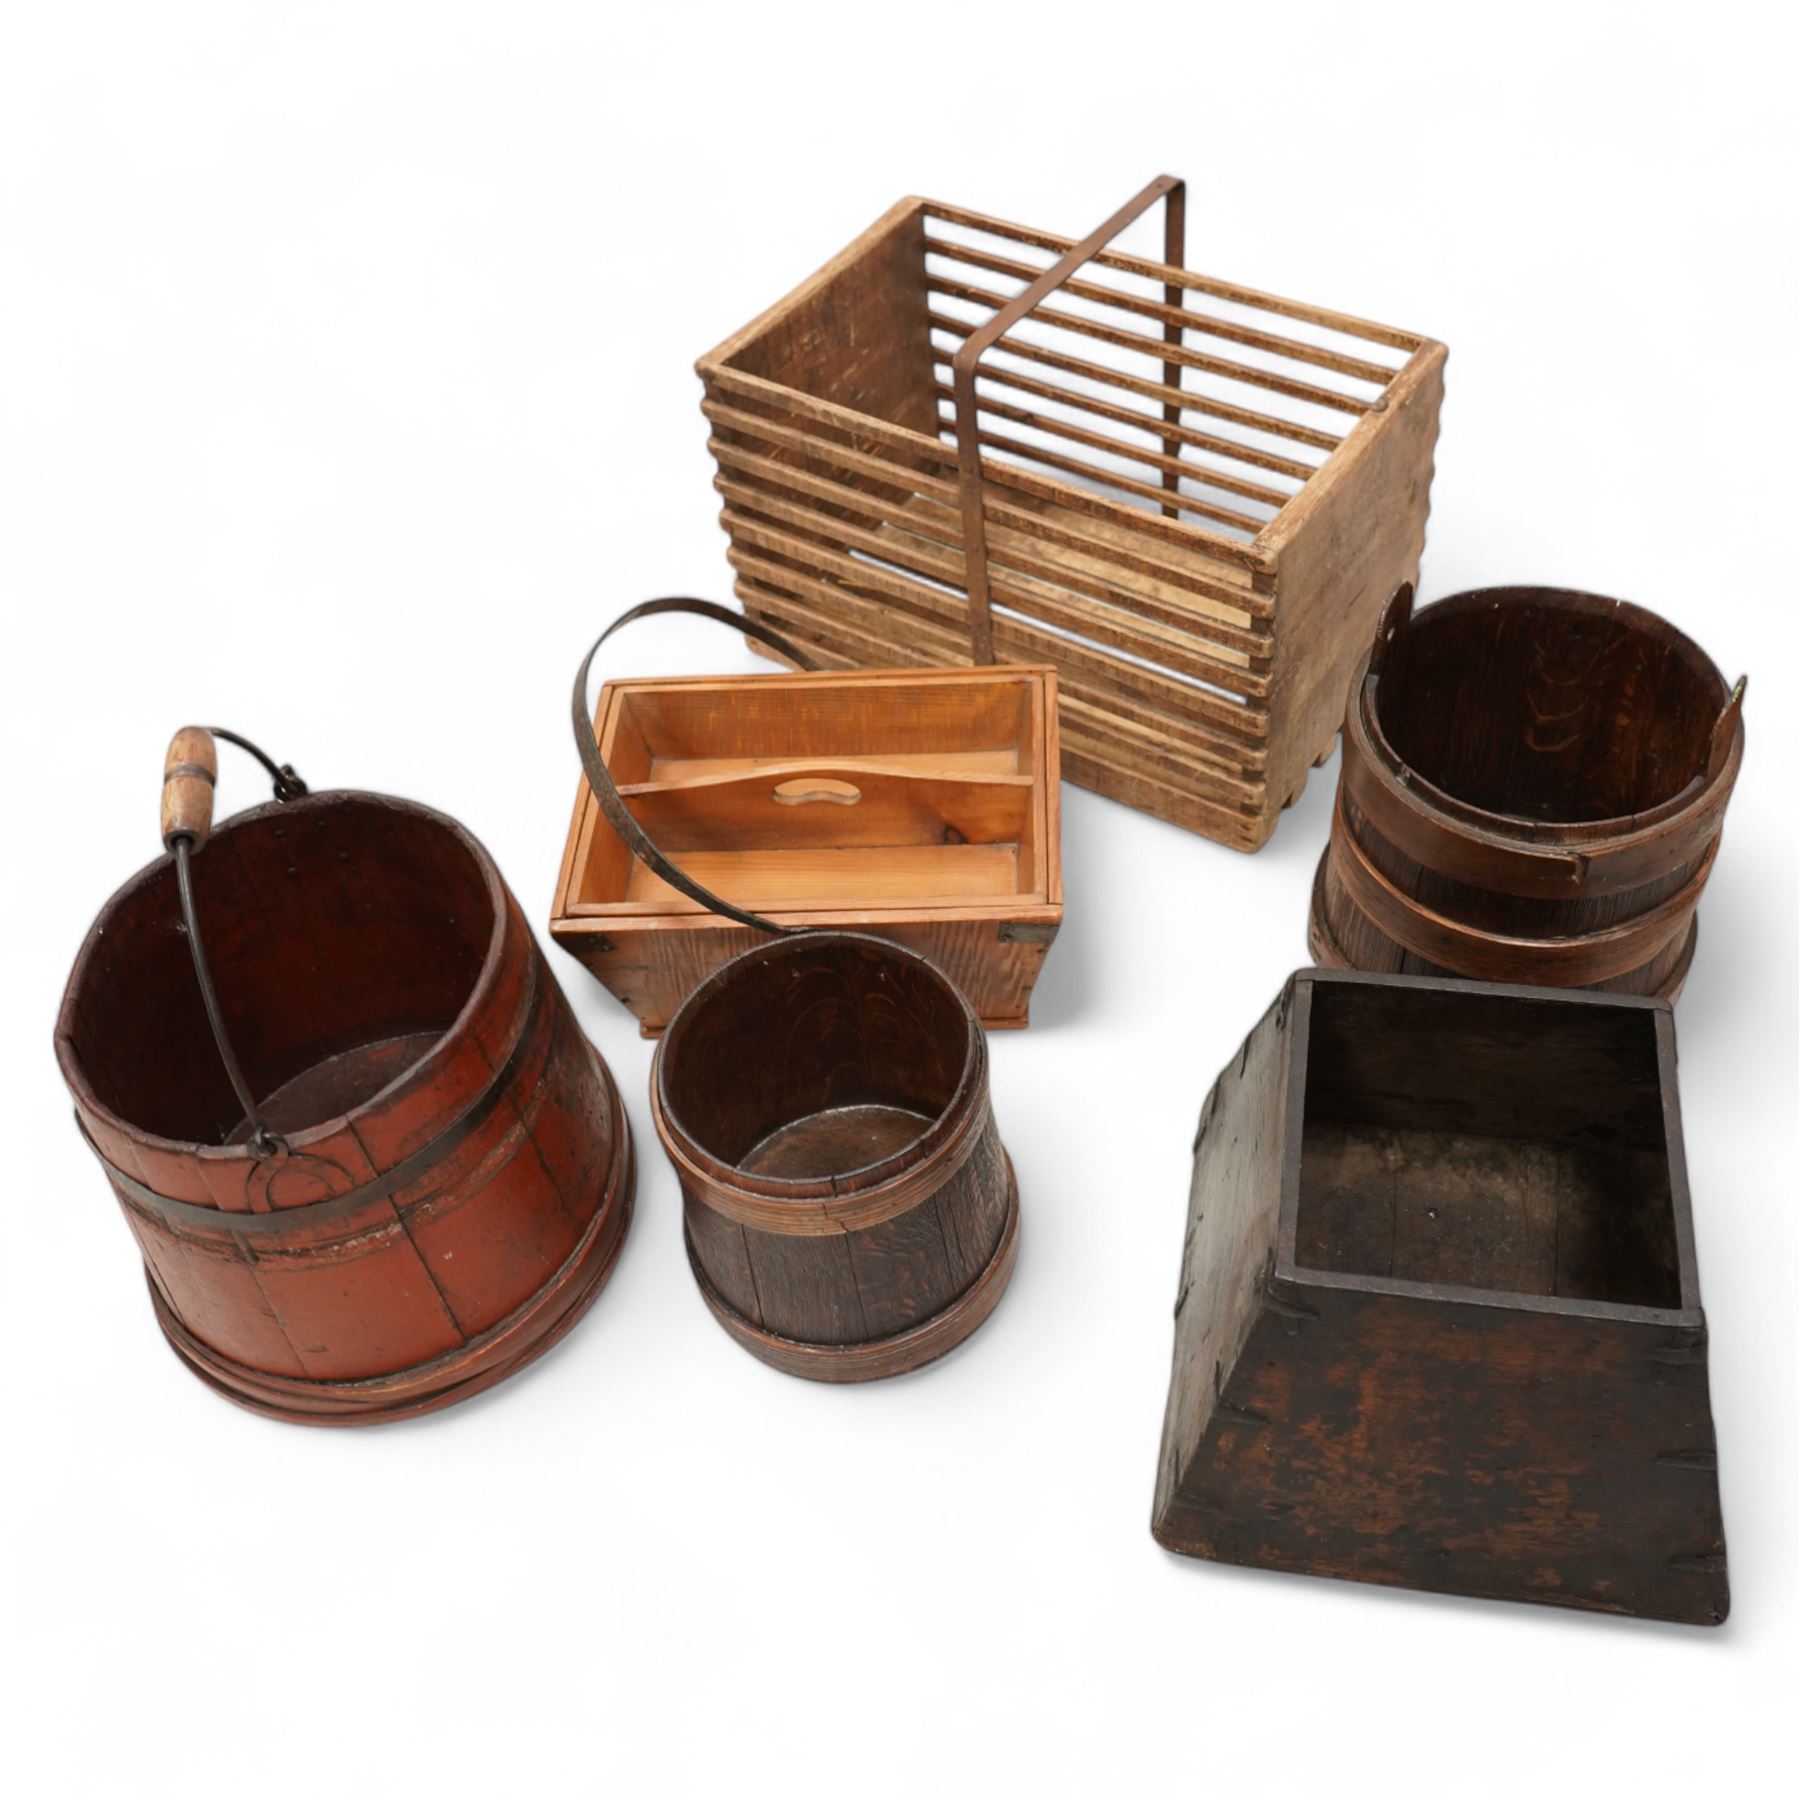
left=1153, top=968, right=1729, bottom=1624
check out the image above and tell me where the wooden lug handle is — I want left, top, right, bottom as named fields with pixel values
left=1367, top=581, right=1416, bottom=676
left=1705, top=676, right=1748, bottom=782
left=162, top=726, right=218, bottom=849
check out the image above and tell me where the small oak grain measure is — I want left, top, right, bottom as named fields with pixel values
left=653, top=932, right=1019, bottom=1381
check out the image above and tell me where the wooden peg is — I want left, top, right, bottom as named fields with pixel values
left=161, top=726, right=217, bottom=849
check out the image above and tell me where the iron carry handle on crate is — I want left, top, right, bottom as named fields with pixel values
left=952, top=175, right=1187, bottom=664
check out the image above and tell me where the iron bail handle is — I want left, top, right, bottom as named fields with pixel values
left=159, top=725, right=309, bottom=1158
left=569, top=597, right=823, bottom=937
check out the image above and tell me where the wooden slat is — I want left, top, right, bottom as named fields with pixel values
left=703, top=365, right=1275, bottom=574
left=960, top=496, right=1269, bottom=644
left=723, top=540, right=1274, bottom=752
left=709, top=440, right=1273, bottom=688
left=726, top=512, right=1268, bottom=707
left=950, top=387, right=1288, bottom=511
left=723, top=550, right=1268, bottom=773
left=922, top=200, right=1428, bottom=353
left=949, top=421, right=1269, bottom=535
left=931, top=274, right=1373, bottom=417
left=730, top=591, right=1269, bottom=842
left=704, top=418, right=1269, bottom=655
left=928, top=239, right=1400, bottom=386
left=926, top=314, right=1343, bottom=455
left=928, top=367, right=1310, bottom=493
left=1058, top=741, right=1262, bottom=847
left=701, top=393, right=1274, bottom=621
left=641, top=749, right=1026, bottom=782
left=715, top=485, right=1262, bottom=724
left=620, top=845, right=1023, bottom=910
left=1055, top=691, right=1264, bottom=794
left=736, top=584, right=1268, bottom=805
left=716, top=505, right=1269, bottom=756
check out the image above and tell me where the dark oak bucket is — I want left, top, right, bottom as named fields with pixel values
left=56, top=744, right=634, bottom=1424
left=651, top=932, right=1018, bottom=1381
left=1310, top=586, right=1747, bottom=999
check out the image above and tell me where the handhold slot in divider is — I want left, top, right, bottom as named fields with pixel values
left=613, top=761, right=1036, bottom=854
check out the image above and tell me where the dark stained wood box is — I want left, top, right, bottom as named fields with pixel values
left=1152, top=968, right=1729, bottom=1624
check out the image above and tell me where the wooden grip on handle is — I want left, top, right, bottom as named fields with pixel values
left=162, top=726, right=218, bottom=849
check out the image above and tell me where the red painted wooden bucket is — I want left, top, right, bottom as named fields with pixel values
left=55, top=730, right=634, bottom=1423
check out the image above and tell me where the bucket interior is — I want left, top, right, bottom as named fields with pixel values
left=659, top=936, right=974, bottom=1182
left=64, top=794, right=494, bottom=1147
left=1377, top=593, right=1725, bottom=824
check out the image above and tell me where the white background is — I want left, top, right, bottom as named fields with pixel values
left=3, top=5, right=1795, bottom=1796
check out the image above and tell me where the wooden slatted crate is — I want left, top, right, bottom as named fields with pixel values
left=696, top=176, right=1447, bottom=850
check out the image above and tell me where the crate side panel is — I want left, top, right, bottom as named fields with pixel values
left=1260, top=344, right=1446, bottom=821
left=723, top=207, right=940, bottom=441
left=734, top=580, right=1270, bottom=847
